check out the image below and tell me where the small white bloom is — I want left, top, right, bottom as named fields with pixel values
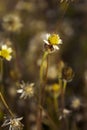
left=71, top=97, right=82, bottom=110
left=2, top=117, right=23, bottom=130
left=2, top=14, right=23, bottom=32
left=43, top=33, right=62, bottom=52
left=17, top=81, right=34, bottom=99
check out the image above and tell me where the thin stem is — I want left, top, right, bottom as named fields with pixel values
left=40, top=51, right=48, bottom=83
left=63, top=80, right=67, bottom=94
left=0, top=92, right=14, bottom=118
left=59, top=79, right=67, bottom=130
left=54, top=97, right=58, bottom=114
left=0, top=58, right=3, bottom=82
left=37, top=51, right=49, bottom=130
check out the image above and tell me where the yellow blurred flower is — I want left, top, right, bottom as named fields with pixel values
left=0, top=45, right=12, bottom=61
left=45, top=83, right=61, bottom=98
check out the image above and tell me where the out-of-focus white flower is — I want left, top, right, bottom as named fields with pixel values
left=43, top=33, right=62, bottom=52
left=2, top=14, right=23, bottom=32
left=2, top=117, right=23, bottom=130
left=17, top=81, right=34, bottom=99
left=71, top=97, right=82, bottom=110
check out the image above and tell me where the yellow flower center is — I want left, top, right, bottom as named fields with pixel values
left=48, top=34, right=60, bottom=45
left=25, top=86, right=34, bottom=95
left=1, top=49, right=9, bottom=58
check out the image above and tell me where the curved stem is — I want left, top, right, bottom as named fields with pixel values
left=0, top=92, right=14, bottom=118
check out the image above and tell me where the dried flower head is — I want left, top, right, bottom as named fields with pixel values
left=0, top=45, right=13, bottom=61
left=62, top=65, right=74, bottom=82
left=71, top=97, right=81, bottom=110
left=43, top=33, right=62, bottom=52
left=2, top=117, right=23, bottom=130
left=17, top=81, right=34, bottom=99
left=2, top=14, right=23, bottom=32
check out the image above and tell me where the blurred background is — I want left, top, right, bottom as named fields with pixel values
left=0, top=0, right=87, bottom=130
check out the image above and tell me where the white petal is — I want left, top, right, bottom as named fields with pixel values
left=59, top=116, right=62, bottom=120
left=2, top=45, right=7, bottom=50
left=53, top=45, right=59, bottom=50
left=2, top=121, right=11, bottom=127
left=8, top=48, right=13, bottom=53
left=17, top=89, right=23, bottom=93
left=20, top=92, right=25, bottom=98
left=30, top=83, right=34, bottom=87
left=58, top=39, right=62, bottom=44
left=63, top=109, right=71, bottom=114
left=9, top=125, right=12, bottom=130
left=46, top=33, right=50, bottom=39
left=17, top=117, right=23, bottom=121
left=43, top=40, right=49, bottom=45
left=6, top=55, right=12, bottom=61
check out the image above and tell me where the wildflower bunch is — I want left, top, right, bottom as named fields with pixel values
left=0, top=44, right=13, bottom=61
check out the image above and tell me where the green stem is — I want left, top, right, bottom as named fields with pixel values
left=63, top=80, right=67, bottom=94
left=59, top=79, right=67, bottom=130
left=37, top=51, right=49, bottom=130
left=54, top=97, right=58, bottom=114
left=0, top=92, right=14, bottom=118
left=40, top=51, right=49, bottom=83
